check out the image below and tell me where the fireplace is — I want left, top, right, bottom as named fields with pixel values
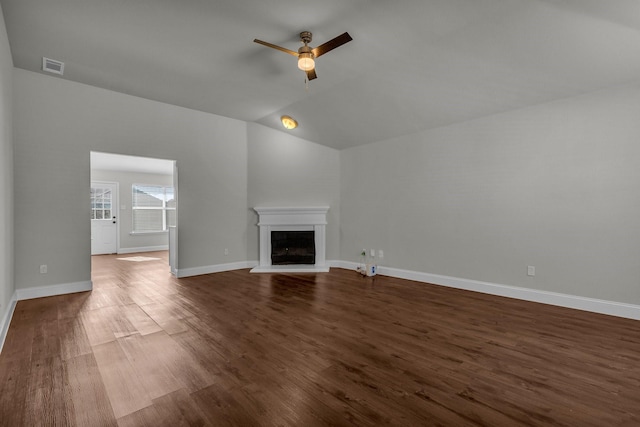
left=271, top=231, right=315, bottom=265
left=251, top=206, right=329, bottom=273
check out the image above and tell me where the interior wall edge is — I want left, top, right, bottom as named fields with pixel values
left=0, top=291, right=17, bottom=354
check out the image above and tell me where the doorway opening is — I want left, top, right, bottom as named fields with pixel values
left=90, top=151, right=178, bottom=275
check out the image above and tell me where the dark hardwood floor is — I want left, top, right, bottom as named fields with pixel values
left=1, top=252, right=640, bottom=426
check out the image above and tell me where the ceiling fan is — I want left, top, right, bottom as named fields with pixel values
left=254, top=31, right=352, bottom=81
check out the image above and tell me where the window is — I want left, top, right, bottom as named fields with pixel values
left=91, top=186, right=112, bottom=220
left=132, top=184, right=175, bottom=232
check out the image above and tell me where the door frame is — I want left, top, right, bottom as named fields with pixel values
left=169, top=161, right=179, bottom=275
left=91, top=180, right=120, bottom=255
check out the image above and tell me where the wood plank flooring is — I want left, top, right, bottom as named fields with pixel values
left=1, top=251, right=640, bottom=426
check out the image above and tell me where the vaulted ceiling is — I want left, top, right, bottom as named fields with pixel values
left=2, top=0, right=640, bottom=149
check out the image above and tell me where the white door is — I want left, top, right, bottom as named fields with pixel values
left=91, top=182, right=118, bottom=255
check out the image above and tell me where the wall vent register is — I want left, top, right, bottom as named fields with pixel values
left=42, top=57, right=64, bottom=75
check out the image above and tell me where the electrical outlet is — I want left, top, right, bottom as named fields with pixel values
left=527, top=266, right=535, bottom=276
left=224, top=248, right=229, bottom=256
left=40, top=264, right=48, bottom=274
left=378, top=250, right=384, bottom=259
left=370, top=249, right=376, bottom=257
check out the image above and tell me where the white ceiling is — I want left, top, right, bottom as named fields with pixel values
left=91, top=152, right=174, bottom=175
left=3, top=0, right=640, bottom=150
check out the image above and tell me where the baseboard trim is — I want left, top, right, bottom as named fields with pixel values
left=328, top=261, right=640, bottom=320
left=0, top=291, right=18, bottom=354
left=16, top=280, right=93, bottom=301
left=2, top=281, right=93, bottom=354
left=328, top=260, right=354, bottom=269
left=177, top=261, right=257, bottom=278
left=159, top=257, right=640, bottom=320
left=372, top=265, right=640, bottom=321
left=118, top=245, right=168, bottom=254
left=3, top=260, right=636, bottom=352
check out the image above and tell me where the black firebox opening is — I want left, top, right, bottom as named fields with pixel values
left=271, top=231, right=315, bottom=265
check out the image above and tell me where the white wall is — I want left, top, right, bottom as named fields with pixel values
left=13, top=69, right=248, bottom=290
left=0, top=3, right=14, bottom=338
left=90, top=169, right=173, bottom=253
left=9, top=41, right=640, bottom=314
left=341, top=82, right=640, bottom=305
left=246, top=123, right=341, bottom=262
left=12, top=68, right=343, bottom=293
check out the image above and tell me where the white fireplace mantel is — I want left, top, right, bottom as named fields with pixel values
left=251, top=206, right=330, bottom=273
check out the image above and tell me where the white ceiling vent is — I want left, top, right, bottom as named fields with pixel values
left=42, top=57, right=64, bottom=75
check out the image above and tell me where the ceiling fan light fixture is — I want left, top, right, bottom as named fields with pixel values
left=297, top=52, right=315, bottom=71
left=254, top=31, right=352, bottom=82
left=281, top=115, right=298, bottom=130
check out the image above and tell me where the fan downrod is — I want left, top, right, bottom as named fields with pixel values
left=300, top=31, right=312, bottom=45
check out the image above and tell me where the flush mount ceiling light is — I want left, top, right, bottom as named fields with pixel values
left=281, top=115, right=298, bottom=130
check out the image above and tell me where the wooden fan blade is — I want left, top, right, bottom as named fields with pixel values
left=312, top=32, right=352, bottom=58
left=306, top=68, right=317, bottom=81
left=253, top=39, right=298, bottom=57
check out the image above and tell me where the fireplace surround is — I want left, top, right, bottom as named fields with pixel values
left=251, top=206, right=329, bottom=273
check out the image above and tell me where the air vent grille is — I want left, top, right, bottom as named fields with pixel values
left=42, top=57, right=64, bottom=75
